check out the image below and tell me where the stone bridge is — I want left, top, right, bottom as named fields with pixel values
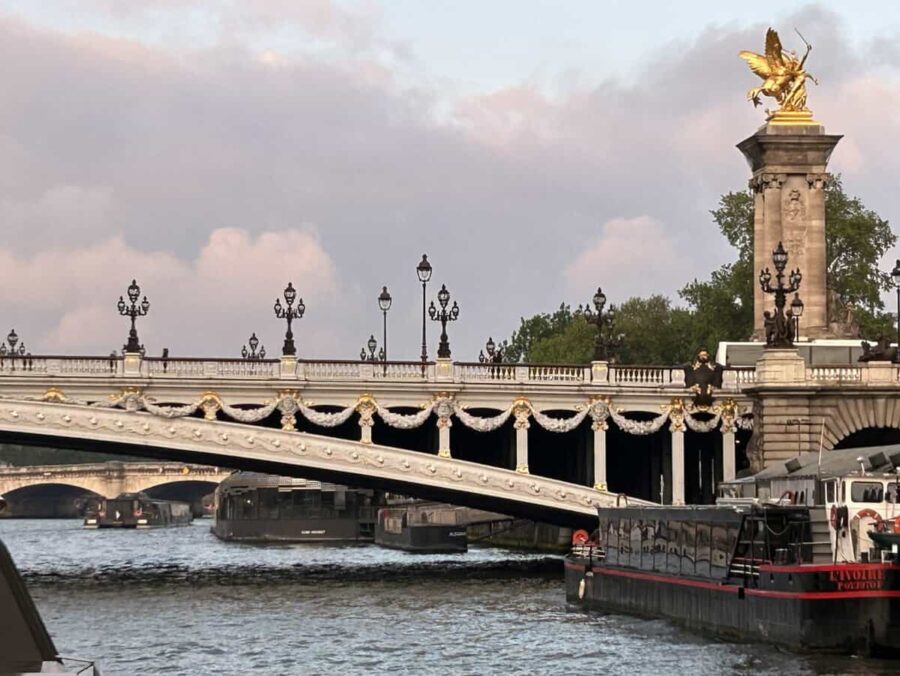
left=0, top=352, right=897, bottom=511
left=0, top=461, right=228, bottom=499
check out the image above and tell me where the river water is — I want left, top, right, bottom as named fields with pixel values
left=0, top=519, right=894, bottom=675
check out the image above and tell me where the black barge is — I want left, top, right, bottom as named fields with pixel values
left=567, top=446, right=900, bottom=656
left=83, top=492, right=192, bottom=529
left=212, top=472, right=377, bottom=543
left=375, top=504, right=468, bottom=553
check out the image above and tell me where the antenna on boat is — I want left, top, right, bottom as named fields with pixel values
left=857, top=456, right=867, bottom=475
left=816, top=419, right=825, bottom=477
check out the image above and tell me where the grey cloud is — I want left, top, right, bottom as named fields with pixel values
left=0, top=8, right=897, bottom=360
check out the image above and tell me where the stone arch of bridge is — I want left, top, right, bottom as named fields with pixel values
left=0, top=399, right=651, bottom=528
left=819, top=396, right=900, bottom=451
left=0, top=476, right=111, bottom=499
left=123, top=475, right=223, bottom=495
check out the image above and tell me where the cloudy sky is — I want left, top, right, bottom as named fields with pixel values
left=1, top=1, right=898, bottom=360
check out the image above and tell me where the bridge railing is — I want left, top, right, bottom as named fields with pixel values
left=0, top=354, right=815, bottom=391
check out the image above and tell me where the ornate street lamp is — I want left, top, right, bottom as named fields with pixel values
left=790, top=293, right=804, bottom=341
left=241, top=333, right=266, bottom=360
left=478, top=336, right=503, bottom=364
left=117, top=279, right=150, bottom=354
left=0, top=329, right=29, bottom=371
left=360, top=334, right=385, bottom=363
left=416, top=255, right=432, bottom=364
left=378, top=286, right=392, bottom=370
left=273, top=282, right=305, bottom=357
left=429, top=283, right=459, bottom=359
left=759, top=242, right=802, bottom=348
left=892, top=259, right=900, bottom=362
left=589, top=286, right=619, bottom=361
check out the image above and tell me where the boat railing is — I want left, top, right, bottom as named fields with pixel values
left=570, top=543, right=606, bottom=562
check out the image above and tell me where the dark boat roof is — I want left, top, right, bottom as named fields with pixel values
left=0, top=538, right=58, bottom=673
left=596, top=503, right=806, bottom=523
left=217, top=471, right=356, bottom=492
left=744, top=444, right=900, bottom=482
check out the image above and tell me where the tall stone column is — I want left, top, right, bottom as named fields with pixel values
left=513, top=400, right=530, bottom=474
left=437, top=416, right=452, bottom=458
left=671, top=429, right=685, bottom=506
left=592, top=419, right=608, bottom=490
left=722, top=430, right=736, bottom=482
left=738, top=123, right=841, bottom=339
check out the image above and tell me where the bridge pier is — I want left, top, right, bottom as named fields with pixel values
left=592, top=420, right=607, bottom=490
left=514, top=404, right=530, bottom=473
left=722, top=428, right=736, bottom=482
left=671, top=428, right=685, bottom=505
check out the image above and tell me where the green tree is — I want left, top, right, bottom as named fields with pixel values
left=682, top=176, right=896, bottom=340
left=615, top=296, right=695, bottom=364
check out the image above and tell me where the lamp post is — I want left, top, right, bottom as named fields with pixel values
left=590, top=286, right=619, bottom=361
left=0, top=329, right=29, bottom=371
left=117, top=279, right=150, bottom=354
left=241, top=333, right=266, bottom=360
left=429, top=283, right=459, bottom=359
left=416, top=255, right=432, bottom=365
left=759, top=242, right=802, bottom=349
left=478, top=336, right=503, bottom=364
left=360, top=334, right=385, bottom=363
left=892, top=259, right=900, bottom=362
left=273, top=282, right=305, bottom=357
left=790, top=293, right=804, bottom=341
left=378, top=285, right=392, bottom=372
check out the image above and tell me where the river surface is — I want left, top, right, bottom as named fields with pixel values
left=0, top=519, right=895, bottom=675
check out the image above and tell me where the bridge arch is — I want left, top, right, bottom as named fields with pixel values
left=820, top=396, right=900, bottom=451
left=0, top=482, right=103, bottom=518
left=0, top=399, right=645, bottom=528
left=0, top=474, right=113, bottom=499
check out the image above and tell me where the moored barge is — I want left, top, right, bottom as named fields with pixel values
left=212, top=472, right=377, bottom=543
left=375, top=504, right=468, bottom=553
left=84, top=492, right=192, bottom=528
left=566, top=446, right=900, bottom=655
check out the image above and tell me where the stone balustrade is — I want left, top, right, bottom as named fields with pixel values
left=0, top=354, right=762, bottom=391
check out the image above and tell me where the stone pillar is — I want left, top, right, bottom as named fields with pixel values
left=722, top=430, right=736, bottom=482
left=123, top=352, right=142, bottom=377
left=671, top=429, right=685, bottom=505
left=437, top=416, right=452, bottom=458
left=592, top=419, right=607, bottom=490
left=513, top=400, right=530, bottom=473
left=738, top=123, right=841, bottom=339
left=357, top=398, right=375, bottom=445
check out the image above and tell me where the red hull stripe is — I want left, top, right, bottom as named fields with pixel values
left=567, top=562, right=900, bottom=601
left=758, top=563, right=900, bottom=574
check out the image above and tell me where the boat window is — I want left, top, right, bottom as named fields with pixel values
left=825, top=481, right=835, bottom=503
left=850, top=481, right=884, bottom=503
left=887, top=483, right=900, bottom=504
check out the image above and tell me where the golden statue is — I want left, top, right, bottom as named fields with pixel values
left=740, top=28, right=818, bottom=121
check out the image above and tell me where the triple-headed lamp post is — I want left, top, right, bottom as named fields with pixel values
left=273, top=283, right=305, bottom=357
left=590, top=286, right=618, bottom=361
left=360, top=334, right=385, bottom=363
left=117, top=279, right=150, bottom=354
left=759, top=241, right=802, bottom=348
left=429, top=284, right=459, bottom=359
left=241, top=333, right=266, bottom=360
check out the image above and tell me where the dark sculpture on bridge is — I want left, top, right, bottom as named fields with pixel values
left=858, top=337, right=898, bottom=363
left=683, top=348, right=723, bottom=408
left=759, top=242, right=802, bottom=349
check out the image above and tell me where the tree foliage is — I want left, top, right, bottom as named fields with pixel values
left=506, top=175, right=896, bottom=364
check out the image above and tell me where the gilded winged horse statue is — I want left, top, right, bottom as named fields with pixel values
left=739, top=28, right=817, bottom=114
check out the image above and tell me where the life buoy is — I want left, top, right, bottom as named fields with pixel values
left=855, top=508, right=883, bottom=527
left=779, top=490, right=795, bottom=505
left=572, top=529, right=590, bottom=546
